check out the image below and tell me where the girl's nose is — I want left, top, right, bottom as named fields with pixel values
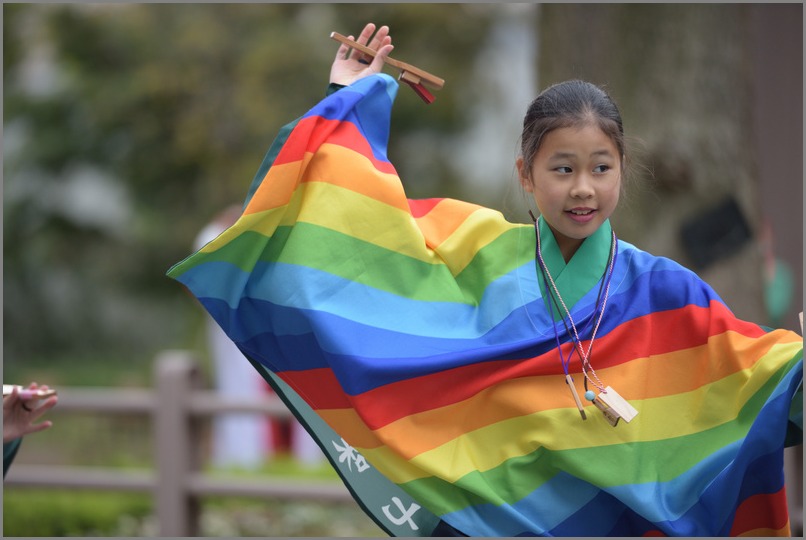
left=570, top=175, right=595, bottom=198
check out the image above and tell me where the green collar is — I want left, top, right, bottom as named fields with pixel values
left=535, top=216, right=613, bottom=318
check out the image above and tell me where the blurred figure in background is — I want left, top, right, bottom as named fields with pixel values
left=267, top=408, right=326, bottom=468
left=195, top=205, right=270, bottom=469
left=195, top=205, right=324, bottom=468
left=3, top=382, right=58, bottom=477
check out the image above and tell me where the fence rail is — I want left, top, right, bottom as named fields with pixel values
left=5, top=349, right=803, bottom=536
left=4, top=350, right=351, bottom=537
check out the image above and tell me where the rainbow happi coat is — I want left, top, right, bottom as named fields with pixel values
left=168, top=74, right=803, bottom=536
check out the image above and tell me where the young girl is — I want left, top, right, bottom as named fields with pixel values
left=169, top=23, right=803, bottom=537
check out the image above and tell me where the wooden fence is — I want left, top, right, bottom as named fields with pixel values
left=4, top=350, right=352, bottom=537
left=6, top=349, right=803, bottom=536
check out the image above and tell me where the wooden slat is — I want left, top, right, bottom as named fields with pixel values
left=186, top=473, right=352, bottom=501
left=5, top=465, right=154, bottom=491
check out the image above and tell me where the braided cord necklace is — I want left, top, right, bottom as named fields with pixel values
left=537, top=250, right=605, bottom=379
left=532, top=217, right=623, bottom=422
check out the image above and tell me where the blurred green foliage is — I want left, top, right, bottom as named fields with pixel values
left=3, top=489, right=152, bottom=537
left=5, top=3, right=797, bottom=383
left=3, top=487, right=383, bottom=537
left=3, top=4, right=496, bottom=380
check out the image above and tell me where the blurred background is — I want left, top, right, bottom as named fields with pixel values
left=3, top=3, right=802, bottom=537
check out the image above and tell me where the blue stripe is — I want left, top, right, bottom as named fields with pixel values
left=185, top=260, right=538, bottom=339
left=177, top=245, right=717, bottom=345
left=440, top=471, right=600, bottom=536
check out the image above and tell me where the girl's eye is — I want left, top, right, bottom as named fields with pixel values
left=555, top=166, right=572, bottom=174
left=593, top=165, right=611, bottom=173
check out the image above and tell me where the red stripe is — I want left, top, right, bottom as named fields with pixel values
left=278, top=301, right=770, bottom=429
left=407, top=198, right=445, bottom=218
left=729, top=487, right=789, bottom=535
left=591, top=300, right=765, bottom=371
left=274, top=116, right=396, bottom=175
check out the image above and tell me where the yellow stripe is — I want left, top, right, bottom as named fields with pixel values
left=412, top=198, right=481, bottom=248
left=203, top=179, right=427, bottom=260
left=432, top=205, right=520, bottom=272
left=206, top=178, right=518, bottom=273
left=197, top=208, right=284, bottom=253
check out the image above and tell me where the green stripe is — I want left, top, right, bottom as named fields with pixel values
left=172, top=223, right=530, bottom=303
left=397, top=445, right=558, bottom=515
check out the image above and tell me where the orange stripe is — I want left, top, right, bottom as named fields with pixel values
left=243, top=156, right=310, bottom=215
left=317, top=407, right=384, bottom=449
left=301, top=145, right=408, bottom=209
left=244, top=145, right=409, bottom=217
left=734, top=525, right=790, bottom=537
left=319, top=373, right=566, bottom=452
left=412, top=198, right=483, bottom=249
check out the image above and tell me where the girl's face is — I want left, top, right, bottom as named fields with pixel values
left=518, top=124, right=622, bottom=262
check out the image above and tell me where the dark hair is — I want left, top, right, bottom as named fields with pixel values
left=520, top=80, right=625, bottom=180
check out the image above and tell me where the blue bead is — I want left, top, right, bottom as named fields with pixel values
left=584, top=390, right=596, bottom=401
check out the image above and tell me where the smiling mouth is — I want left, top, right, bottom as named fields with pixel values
left=568, top=209, right=595, bottom=215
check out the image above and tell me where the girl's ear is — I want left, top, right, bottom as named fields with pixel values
left=619, top=156, right=627, bottom=195
left=516, top=157, right=534, bottom=193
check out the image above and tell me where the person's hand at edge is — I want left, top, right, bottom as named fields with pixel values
left=3, top=383, right=58, bottom=443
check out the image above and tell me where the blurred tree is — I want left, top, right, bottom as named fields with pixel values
left=538, top=3, right=782, bottom=322
left=8, top=3, right=791, bottom=373
left=3, top=4, right=493, bottom=368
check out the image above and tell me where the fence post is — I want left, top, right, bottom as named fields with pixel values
left=154, top=350, right=202, bottom=537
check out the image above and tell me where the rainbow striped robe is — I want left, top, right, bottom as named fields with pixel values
left=168, top=74, right=803, bottom=536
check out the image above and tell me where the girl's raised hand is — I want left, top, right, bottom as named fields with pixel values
left=329, top=23, right=394, bottom=87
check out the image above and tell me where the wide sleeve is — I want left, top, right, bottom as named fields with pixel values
left=3, top=438, right=22, bottom=477
left=167, top=74, right=526, bottom=380
left=166, top=73, right=535, bottom=537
